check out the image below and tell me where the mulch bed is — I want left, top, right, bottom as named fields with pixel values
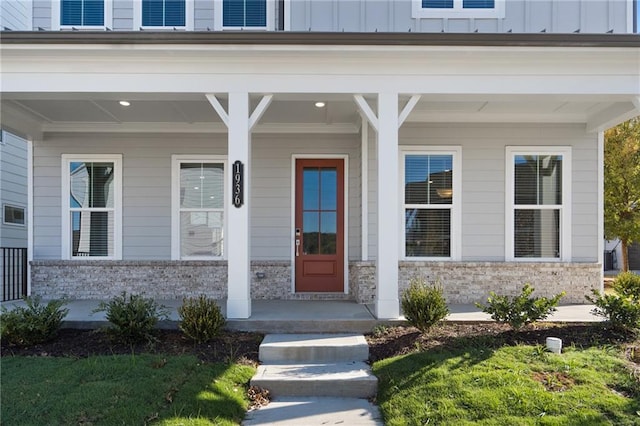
left=1, top=323, right=638, bottom=369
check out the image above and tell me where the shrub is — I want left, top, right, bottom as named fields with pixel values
left=587, top=272, right=640, bottom=331
left=178, top=295, right=226, bottom=343
left=401, top=277, right=449, bottom=332
left=476, top=284, right=565, bottom=330
left=0, top=296, right=69, bottom=345
left=93, top=292, right=169, bottom=343
left=611, top=271, right=640, bottom=300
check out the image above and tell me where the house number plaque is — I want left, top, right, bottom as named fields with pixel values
left=232, top=161, right=244, bottom=208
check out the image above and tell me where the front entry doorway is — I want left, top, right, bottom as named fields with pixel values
left=294, top=158, right=345, bottom=292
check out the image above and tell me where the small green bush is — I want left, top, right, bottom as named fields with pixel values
left=178, top=295, right=226, bottom=343
left=611, top=271, right=640, bottom=300
left=401, top=277, right=449, bottom=332
left=0, top=296, right=69, bottom=345
left=476, top=284, right=565, bottom=330
left=587, top=272, right=640, bottom=331
left=93, top=292, right=169, bottom=343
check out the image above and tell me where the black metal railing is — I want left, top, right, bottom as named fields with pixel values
left=2, top=248, right=27, bottom=302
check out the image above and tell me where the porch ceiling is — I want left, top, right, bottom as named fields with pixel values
left=1, top=92, right=637, bottom=138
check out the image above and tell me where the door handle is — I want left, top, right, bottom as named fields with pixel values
left=295, top=239, right=300, bottom=256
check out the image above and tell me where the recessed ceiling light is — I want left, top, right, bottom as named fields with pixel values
left=315, top=101, right=326, bottom=108
left=119, top=101, right=131, bottom=107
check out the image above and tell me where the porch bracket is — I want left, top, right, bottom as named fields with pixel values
left=205, top=94, right=229, bottom=127
left=249, top=95, right=273, bottom=131
left=398, top=95, right=421, bottom=128
left=353, top=95, right=379, bottom=132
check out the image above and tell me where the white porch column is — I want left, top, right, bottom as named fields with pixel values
left=227, top=92, right=251, bottom=318
left=376, top=92, right=400, bottom=319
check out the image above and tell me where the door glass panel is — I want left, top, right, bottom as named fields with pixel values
left=303, top=211, right=319, bottom=255
left=320, top=169, right=337, bottom=210
left=320, top=212, right=337, bottom=254
left=303, top=169, right=319, bottom=210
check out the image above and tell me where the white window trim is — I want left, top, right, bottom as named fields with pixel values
left=399, top=146, right=462, bottom=261
left=171, top=155, right=228, bottom=261
left=3, top=204, right=26, bottom=227
left=505, top=146, right=572, bottom=262
left=133, top=0, right=194, bottom=31
left=52, top=0, right=113, bottom=30
left=213, top=0, right=275, bottom=31
left=412, top=0, right=505, bottom=19
left=61, top=154, right=122, bottom=260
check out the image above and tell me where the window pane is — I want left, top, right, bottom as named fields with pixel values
left=223, top=0, right=245, bottom=26
left=303, top=169, right=319, bottom=211
left=70, top=162, right=114, bottom=208
left=320, top=212, right=337, bottom=254
left=423, top=0, right=453, bottom=7
left=514, top=209, right=560, bottom=258
left=71, top=211, right=114, bottom=257
left=515, top=155, right=562, bottom=205
left=4, top=206, right=25, bottom=225
left=83, top=0, right=104, bottom=25
left=245, top=0, right=266, bottom=26
left=405, top=154, right=453, bottom=205
left=303, top=212, right=319, bottom=255
left=165, top=0, right=185, bottom=26
left=320, top=168, right=337, bottom=211
left=142, top=0, right=164, bottom=26
left=180, top=212, right=224, bottom=257
left=463, top=0, right=494, bottom=8
left=61, top=0, right=82, bottom=25
left=180, top=163, right=224, bottom=209
left=405, top=208, right=451, bottom=257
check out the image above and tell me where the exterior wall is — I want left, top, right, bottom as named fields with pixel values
left=349, top=261, right=601, bottom=304
left=289, top=0, right=632, bottom=34
left=1, top=130, right=28, bottom=248
left=30, top=0, right=633, bottom=33
left=32, top=132, right=361, bottom=261
left=367, top=123, right=599, bottom=263
left=1, top=0, right=31, bottom=30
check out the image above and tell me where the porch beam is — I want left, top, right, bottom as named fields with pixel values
left=586, top=101, right=639, bottom=133
left=376, top=92, right=400, bottom=319
left=398, top=95, right=421, bottom=128
left=226, top=92, right=252, bottom=319
left=205, top=94, right=229, bottom=127
left=249, top=94, right=273, bottom=131
left=353, top=95, right=379, bottom=132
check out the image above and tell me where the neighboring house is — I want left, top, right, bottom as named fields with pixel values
left=0, top=130, right=29, bottom=301
left=1, top=0, right=639, bottom=319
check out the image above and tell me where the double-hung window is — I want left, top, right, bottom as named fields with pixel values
left=219, top=0, right=270, bottom=29
left=62, top=155, right=122, bottom=259
left=506, top=147, right=571, bottom=261
left=412, top=0, right=505, bottom=19
left=56, top=0, right=111, bottom=29
left=172, top=156, right=226, bottom=260
left=401, top=147, right=461, bottom=260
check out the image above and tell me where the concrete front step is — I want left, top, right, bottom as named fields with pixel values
left=259, top=334, right=369, bottom=363
left=243, top=397, right=384, bottom=425
left=250, top=362, right=378, bottom=398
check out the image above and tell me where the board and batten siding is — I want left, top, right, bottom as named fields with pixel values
left=1, top=131, right=29, bottom=248
left=367, top=123, right=598, bottom=262
left=32, top=133, right=361, bottom=261
left=288, top=0, right=631, bottom=34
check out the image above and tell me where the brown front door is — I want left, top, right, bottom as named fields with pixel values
left=295, top=159, right=344, bottom=292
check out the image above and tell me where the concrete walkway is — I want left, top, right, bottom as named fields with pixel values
left=0, top=299, right=603, bottom=332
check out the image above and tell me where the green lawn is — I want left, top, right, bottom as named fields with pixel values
left=374, top=344, right=640, bottom=426
left=1, top=354, right=255, bottom=425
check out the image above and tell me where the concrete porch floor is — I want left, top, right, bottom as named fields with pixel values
left=1, top=299, right=603, bottom=333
